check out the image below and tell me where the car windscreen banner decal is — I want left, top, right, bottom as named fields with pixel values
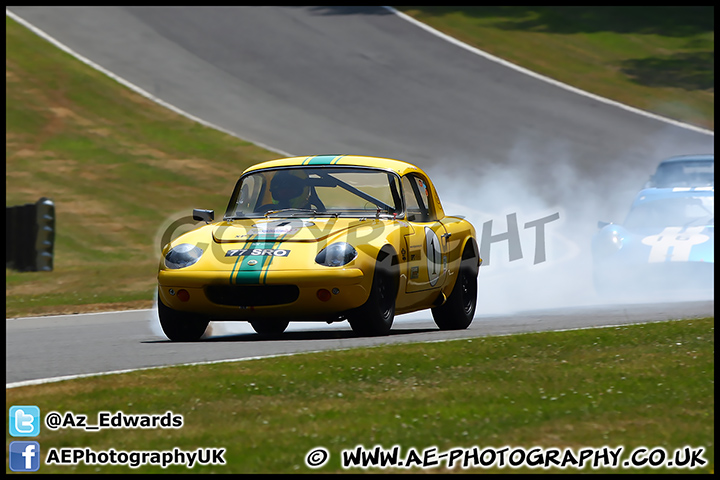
left=246, top=220, right=315, bottom=240
left=301, top=154, right=347, bottom=165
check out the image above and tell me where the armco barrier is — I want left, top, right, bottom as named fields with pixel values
left=6, top=197, right=55, bottom=272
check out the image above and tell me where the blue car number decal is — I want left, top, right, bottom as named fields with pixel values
left=641, top=226, right=709, bottom=262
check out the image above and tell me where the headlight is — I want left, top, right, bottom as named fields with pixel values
left=315, top=242, right=357, bottom=267
left=165, top=243, right=204, bottom=269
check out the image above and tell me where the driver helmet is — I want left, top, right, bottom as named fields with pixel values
left=270, top=170, right=310, bottom=207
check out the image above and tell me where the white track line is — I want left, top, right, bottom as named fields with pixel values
left=5, top=8, right=293, bottom=156
left=5, top=308, right=152, bottom=321
left=6, top=317, right=697, bottom=389
left=7, top=7, right=713, bottom=146
left=6, top=351, right=319, bottom=389
left=384, top=6, right=713, bottom=137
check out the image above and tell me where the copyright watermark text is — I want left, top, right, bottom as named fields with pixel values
left=305, top=444, right=708, bottom=470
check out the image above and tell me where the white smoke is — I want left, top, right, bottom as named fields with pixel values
left=427, top=128, right=714, bottom=315
left=429, top=163, right=596, bottom=314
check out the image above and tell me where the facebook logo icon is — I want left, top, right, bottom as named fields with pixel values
left=9, top=405, right=40, bottom=437
left=9, top=441, right=41, bottom=472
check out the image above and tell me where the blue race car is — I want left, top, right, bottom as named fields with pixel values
left=592, top=186, right=714, bottom=298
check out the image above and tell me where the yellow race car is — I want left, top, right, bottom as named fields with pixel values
left=157, top=155, right=481, bottom=341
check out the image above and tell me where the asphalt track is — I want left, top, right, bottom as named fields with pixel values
left=5, top=7, right=714, bottom=387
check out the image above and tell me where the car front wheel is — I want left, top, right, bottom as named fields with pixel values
left=158, top=297, right=209, bottom=342
left=347, top=252, right=397, bottom=336
left=432, top=256, right=478, bottom=330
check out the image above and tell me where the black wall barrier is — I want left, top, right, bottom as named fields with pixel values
left=6, top=197, right=55, bottom=272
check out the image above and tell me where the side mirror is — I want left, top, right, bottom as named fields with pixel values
left=193, top=209, right=215, bottom=224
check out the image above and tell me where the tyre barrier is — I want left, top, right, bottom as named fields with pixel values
left=6, top=197, right=55, bottom=272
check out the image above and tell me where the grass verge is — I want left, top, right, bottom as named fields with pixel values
left=6, top=318, right=714, bottom=473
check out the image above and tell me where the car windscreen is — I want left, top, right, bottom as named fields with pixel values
left=652, top=160, right=714, bottom=187
left=624, top=196, right=714, bottom=230
left=224, top=167, right=403, bottom=218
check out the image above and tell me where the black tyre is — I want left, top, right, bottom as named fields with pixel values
left=348, top=250, right=397, bottom=336
left=250, top=319, right=289, bottom=336
left=158, top=297, right=209, bottom=342
left=432, top=253, right=478, bottom=330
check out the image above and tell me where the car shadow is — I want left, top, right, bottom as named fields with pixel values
left=145, top=326, right=439, bottom=343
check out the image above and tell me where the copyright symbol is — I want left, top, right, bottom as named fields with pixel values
left=45, top=412, right=62, bottom=430
left=305, top=447, right=329, bottom=468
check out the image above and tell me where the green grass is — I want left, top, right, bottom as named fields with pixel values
left=5, top=8, right=714, bottom=318
left=6, top=318, right=714, bottom=473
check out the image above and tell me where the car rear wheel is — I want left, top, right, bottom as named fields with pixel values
left=158, top=297, right=209, bottom=342
left=250, top=319, right=289, bottom=336
left=432, top=251, right=478, bottom=330
left=347, top=250, right=397, bottom=336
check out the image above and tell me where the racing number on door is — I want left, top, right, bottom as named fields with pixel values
left=425, top=227, right=443, bottom=287
left=405, top=224, right=448, bottom=293
left=402, top=172, right=448, bottom=293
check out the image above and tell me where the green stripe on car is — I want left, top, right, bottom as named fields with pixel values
left=303, top=154, right=346, bottom=165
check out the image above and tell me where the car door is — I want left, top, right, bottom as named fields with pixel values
left=401, top=173, right=449, bottom=293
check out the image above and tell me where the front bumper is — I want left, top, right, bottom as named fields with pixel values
left=158, top=267, right=368, bottom=320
